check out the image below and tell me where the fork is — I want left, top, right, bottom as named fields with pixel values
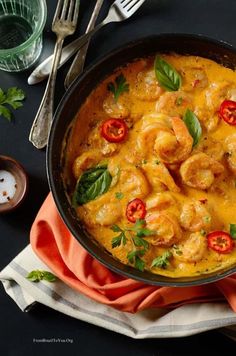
left=61, top=0, right=146, bottom=65
left=29, top=0, right=80, bottom=149
left=64, top=0, right=104, bottom=89
left=28, top=0, right=146, bottom=86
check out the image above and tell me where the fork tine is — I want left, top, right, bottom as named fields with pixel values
left=119, top=0, right=132, bottom=7
left=67, top=0, right=75, bottom=21
left=126, top=0, right=146, bottom=14
left=52, top=0, right=63, bottom=23
left=61, top=0, right=70, bottom=20
left=72, top=0, right=80, bottom=25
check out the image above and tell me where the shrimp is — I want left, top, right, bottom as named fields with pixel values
left=117, top=164, right=150, bottom=199
left=155, top=91, right=194, bottom=117
left=86, top=126, right=119, bottom=157
left=73, top=150, right=102, bottom=179
left=225, top=134, right=236, bottom=175
left=194, top=107, right=220, bottom=132
left=136, top=113, right=171, bottom=155
left=181, top=66, right=208, bottom=91
left=197, top=137, right=224, bottom=162
left=80, top=194, right=122, bottom=227
left=205, top=81, right=236, bottom=112
left=103, top=94, right=129, bottom=119
left=132, top=69, right=163, bottom=101
left=145, top=212, right=182, bottom=247
left=146, top=192, right=176, bottom=211
left=195, top=81, right=236, bottom=132
left=95, top=202, right=122, bottom=226
left=173, top=232, right=207, bottom=263
left=101, top=142, right=118, bottom=157
left=154, top=116, right=193, bottom=164
left=180, top=201, right=211, bottom=232
left=142, top=161, right=180, bottom=193
left=180, top=152, right=224, bottom=190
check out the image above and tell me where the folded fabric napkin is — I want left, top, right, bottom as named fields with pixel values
left=1, top=192, right=236, bottom=340
left=29, top=194, right=236, bottom=314
left=1, top=244, right=236, bottom=339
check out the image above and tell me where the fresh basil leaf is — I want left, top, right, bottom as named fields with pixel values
left=230, top=224, right=236, bottom=239
left=183, top=109, right=202, bottom=147
left=73, top=165, right=112, bottom=205
left=154, top=56, right=182, bottom=91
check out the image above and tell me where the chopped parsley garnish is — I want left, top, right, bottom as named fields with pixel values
left=115, top=192, right=124, bottom=200
left=107, top=74, right=129, bottom=102
left=151, top=251, right=172, bottom=269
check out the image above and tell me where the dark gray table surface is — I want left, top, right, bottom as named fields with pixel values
left=0, top=0, right=236, bottom=355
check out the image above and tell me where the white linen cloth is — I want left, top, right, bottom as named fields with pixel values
left=1, top=245, right=236, bottom=340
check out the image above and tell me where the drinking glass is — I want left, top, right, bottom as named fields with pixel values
left=0, top=0, right=47, bottom=72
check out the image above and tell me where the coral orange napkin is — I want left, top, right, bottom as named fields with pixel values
left=30, top=193, right=236, bottom=313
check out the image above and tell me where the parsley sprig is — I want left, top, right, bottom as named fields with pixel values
left=107, top=74, right=129, bottom=102
left=0, top=87, right=25, bottom=121
left=151, top=251, right=172, bottom=269
left=111, top=225, right=127, bottom=248
left=26, top=270, right=57, bottom=283
left=111, top=219, right=154, bottom=271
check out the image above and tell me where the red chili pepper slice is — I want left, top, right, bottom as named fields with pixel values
left=101, top=119, right=127, bottom=143
left=219, top=100, right=236, bottom=125
left=207, top=231, right=234, bottom=254
left=126, top=198, right=146, bottom=223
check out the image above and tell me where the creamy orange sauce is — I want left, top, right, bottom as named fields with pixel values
left=64, top=55, right=236, bottom=277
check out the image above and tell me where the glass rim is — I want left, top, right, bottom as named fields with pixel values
left=0, top=0, right=47, bottom=55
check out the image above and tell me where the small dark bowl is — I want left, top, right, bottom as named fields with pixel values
left=47, top=34, right=236, bottom=286
left=0, top=155, right=28, bottom=213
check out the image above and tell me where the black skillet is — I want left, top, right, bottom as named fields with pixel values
left=47, top=34, right=236, bottom=286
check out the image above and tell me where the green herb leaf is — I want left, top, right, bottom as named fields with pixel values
left=73, top=165, right=112, bottom=205
left=128, top=219, right=155, bottom=237
left=183, top=109, right=202, bottom=147
left=135, top=256, right=145, bottom=272
left=133, top=236, right=149, bottom=250
left=115, top=192, right=124, bottom=200
left=111, top=224, right=123, bottom=232
left=203, top=215, right=211, bottom=224
left=176, top=96, right=183, bottom=106
left=0, top=105, right=11, bottom=121
left=127, top=249, right=146, bottom=271
left=107, top=74, right=129, bottom=102
left=151, top=251, right=172, bottom=269
left=154, top=56, right=182, bottom=91
left=0, top=87, right=25, bottom=121
left=230, top=224, right=236, bottom=239
left=26, top=270, right=57, bottom=283
left=112, top=232, right=127, bottom=248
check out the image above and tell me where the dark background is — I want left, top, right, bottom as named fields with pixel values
left=0, top=0, right=236, bottom=355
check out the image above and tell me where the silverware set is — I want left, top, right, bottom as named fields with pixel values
left=29, top=0, right=146, bottom=149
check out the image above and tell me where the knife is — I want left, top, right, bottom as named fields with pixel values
left=27, top=0, right=104, bottom=86
left=64, top=0, right=104, bottom=89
